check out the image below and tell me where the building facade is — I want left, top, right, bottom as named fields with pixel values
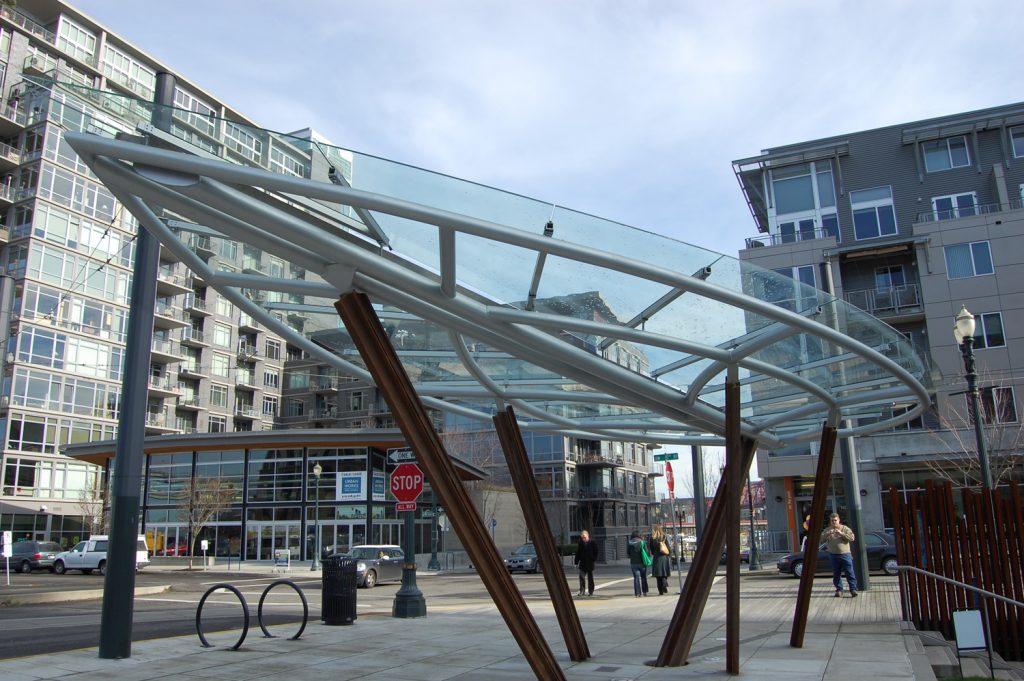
left=734, top=102, right=1024, bottom=548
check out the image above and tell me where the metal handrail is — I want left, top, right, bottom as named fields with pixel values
left=894, top=564, right=1024, bottom=609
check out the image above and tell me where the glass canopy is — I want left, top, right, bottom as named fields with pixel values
left=46, top=79, right=929, bottom=448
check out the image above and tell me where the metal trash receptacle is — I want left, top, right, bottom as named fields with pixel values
left=321, top=555, right=357, bottom=625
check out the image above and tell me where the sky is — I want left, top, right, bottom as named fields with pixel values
left=67, top=0, right=1024, bottom=496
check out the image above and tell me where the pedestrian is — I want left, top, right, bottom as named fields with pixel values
left=649, top=524, right=672, bottom=595
left=626, top=530, right=650, bottom=597
left=820, top=512, right=858, bottom=598
left=574, top=529, right=598, bottom=596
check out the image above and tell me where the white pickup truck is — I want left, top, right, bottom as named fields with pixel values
left=53, top=535, right=150, bottom=574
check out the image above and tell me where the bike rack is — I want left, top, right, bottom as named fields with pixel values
left=195, top=579, right=308, bottom=649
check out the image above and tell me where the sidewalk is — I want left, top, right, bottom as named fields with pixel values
left=0, top=568, right=927, bottom=680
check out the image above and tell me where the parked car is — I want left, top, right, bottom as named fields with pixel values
left=337, top=545, right=404, bottom=588
left=776, top=530, right=898, bottom=578
left=504, top=543, right=541, bottom=573
left=54, top=535, right=150, bottom=575
left=10, top=540, right=62, bottom=573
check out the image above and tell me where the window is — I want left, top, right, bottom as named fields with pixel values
left=213, top=323, right=231, bottom=348
left=944, top=241, right=994, bottom=279
left=216, top=297, right=233, bottom=318
left=264, top=339, right=281, bottom=360
left=923, top=136, right=970, bottom=172
left=765, top=265, right=816, bottom=311
left=208, top=415, right=226, bottom=433
left=264, top=368, right=280, bottom=388
left=209, top=384, right=228, bottom=409
left=973, top=387, right=1017, bottom=425
left=769, top=160, right=838, bottom=242
left=287, top=399, right=305, bottom=417
left=851, top=186, right=897, bottom=240
left=874, top=265, right=906, bottom=291
left=971, top=312, right=1005, bottom=349
left=1011, top=126, right=1024, bottom=158
left=932, top=192, right=977, bottom=220
left=262, top=396, right=278, bottom=416
left=211, top=353, right=230, bottom=377
left=351, top=391, right=364, bottom=411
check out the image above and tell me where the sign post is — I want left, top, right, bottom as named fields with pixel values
left=390, top=462, right=426, bottom=618
left=666, top=463, right=684, bottom=593
left=2, top=530, right=11, bottom=586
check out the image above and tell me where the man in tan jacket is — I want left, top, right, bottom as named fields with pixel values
left=820, top=513, right=858, bottom=598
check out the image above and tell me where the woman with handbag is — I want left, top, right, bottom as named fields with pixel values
left=649, top=524, right=672, bottom=595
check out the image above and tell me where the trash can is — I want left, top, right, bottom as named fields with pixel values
left=321, top=555, right=357, bottom=625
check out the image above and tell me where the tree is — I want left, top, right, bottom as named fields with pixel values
left=75, top=485, right=108, bottom=538
left=441, top=427, right=525, bottom=540
left=175, top=477, right=236, bottom=569
left=923, top=398, right=1023, bottom=488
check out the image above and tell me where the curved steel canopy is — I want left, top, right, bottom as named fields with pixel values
left=63, top=106, right=928, bottom=450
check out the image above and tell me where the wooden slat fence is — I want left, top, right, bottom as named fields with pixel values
left=890, top=480, right=1024, bottom=660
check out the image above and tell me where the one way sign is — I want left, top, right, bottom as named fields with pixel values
left=387, top=447, right=415, bottom=464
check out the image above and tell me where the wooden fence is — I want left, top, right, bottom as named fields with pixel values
left=889, top=480, right=1024, bottom=660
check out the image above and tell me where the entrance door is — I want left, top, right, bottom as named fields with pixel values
left=245, top=523, right=300, bottom=560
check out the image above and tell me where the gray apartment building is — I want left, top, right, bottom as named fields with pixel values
left=734, top=102, right=1024, bottom=547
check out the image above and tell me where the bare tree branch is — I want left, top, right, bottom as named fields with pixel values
left=175, top=477, right=236, bottom=569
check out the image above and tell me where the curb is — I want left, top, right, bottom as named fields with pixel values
left=0, top=584, right=171, bottom=607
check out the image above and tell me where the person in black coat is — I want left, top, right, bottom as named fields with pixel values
left=649, top=524, right=672, bottom=595
left=574, top=530, right=599, bottom=596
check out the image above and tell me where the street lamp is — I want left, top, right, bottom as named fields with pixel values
left=310, top=462, right=322, bottom=571
left=953, top=305, right=993, bottom=490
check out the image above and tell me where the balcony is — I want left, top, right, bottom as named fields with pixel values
left=238, top=313, right=260, bottom=332
left=237, top=343, right=259, bottom=360
left=312, top=376, right=340, bottom=392
left=0, top=100, right=28, bottom=137
left=144, top=410, right=176, bottom=433
left=235, top=372, right=258, bottom=390
left=180, top=328, right=208, bottom=347
left=147, top=375, right=181, bottom=397
left=186, top=234, right=216, bottom=259
left=150, top=338, right=182, bottom=363
left=178, top=364, right=207, bottom=379
left=157, top=267, right=192, bottom=296
left=234, top=406, right=260, bottom=420
left=176, top=396, right=205, bottom=411
left=915, top=198, right=1024, bottom=223
left=843, top=284, right=922, bottom=319
left=153, top=301, right=189, bottom=329
left=745, top=226, right=836, bottom=249
left=575, top=454, right=625, bottom=468
left=576, top=486, right=626, bottom=499
left=308, top=407, right=338, bottom=422
left=183, top=295, right=210, bottom=316
left=0, top=140, right=21, bottom=172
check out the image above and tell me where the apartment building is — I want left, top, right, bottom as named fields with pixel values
left=0, top=1, right=304, bottom=546
left=734, top=102, right=1024, bottom=546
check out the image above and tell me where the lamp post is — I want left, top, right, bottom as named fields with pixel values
left=310, top=462, right=322, bottom=571
left=953, top=306, right=993, bottom=490
left=427, top=489, right=440, bottom=571
left=746, top=474, right=761, bottom=571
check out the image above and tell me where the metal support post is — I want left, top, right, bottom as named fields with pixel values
left=839, top=427, right=869, bottom=592
left=311, top=462, right=322, bottom=571
left=691, top=445, right=706, bottom=540
left=98, top=71, right=172, bottom=659
left=392, top=509, right=426, bottom=618
left=427, top=489, right=441, bottom=571
left=747, top=473, right=761, bottom=571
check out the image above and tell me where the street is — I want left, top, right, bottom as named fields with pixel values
left=0, top=567, right=647, bottom=659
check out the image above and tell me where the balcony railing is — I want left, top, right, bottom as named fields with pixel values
left=234, top=406, right=259, bottom=419
left=843, top=284, right=921, bottom=316
left=148, top=375, right=179, bottom=392
left=1, top=5, right=57, bottom=43
left=916, top=198, right=1024, bottom=223
left=745, top=226, right=836, bottom=249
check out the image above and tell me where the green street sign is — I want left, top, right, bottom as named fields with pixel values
left=653, top=452, right=679, bottom=462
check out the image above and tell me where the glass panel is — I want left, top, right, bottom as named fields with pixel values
left=773, top=174, right=815, bottom=214
left=971, top=242, right=993, bottom=275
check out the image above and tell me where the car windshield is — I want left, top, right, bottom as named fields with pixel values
left=348, top=547, right=383, bottom=560
left=511, top=545, right=536, bottom=556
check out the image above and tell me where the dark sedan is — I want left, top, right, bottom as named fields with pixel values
left=777, top=530, right=898, bottom=578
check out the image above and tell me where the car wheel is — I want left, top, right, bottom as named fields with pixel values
left=529, top=564, right=539, bottom=574
left=364, top=569, right=377, bottom=588
left=792, top=560, right=804, bottom=578
left=882, top=556, right=899, bottom=576
left=18, top=560, right=32, bottom=574
left=54, top=560, right=66, bottom=575
left=97, top=561, right=106, bottom=575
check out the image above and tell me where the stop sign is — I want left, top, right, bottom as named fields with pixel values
left=390, top=462, right=424, bottom=502
left=665, top=461, right=675, bottom=497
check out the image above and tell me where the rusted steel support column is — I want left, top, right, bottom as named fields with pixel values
left=334, top=293, right=566, bottom=681
left=789, top=421, right=838, bottom=648
left=725, top=366, right=741, bottom=675
left=655, top=436, right=756, bottom=667
left=494, top=407, right=590, bottom=661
